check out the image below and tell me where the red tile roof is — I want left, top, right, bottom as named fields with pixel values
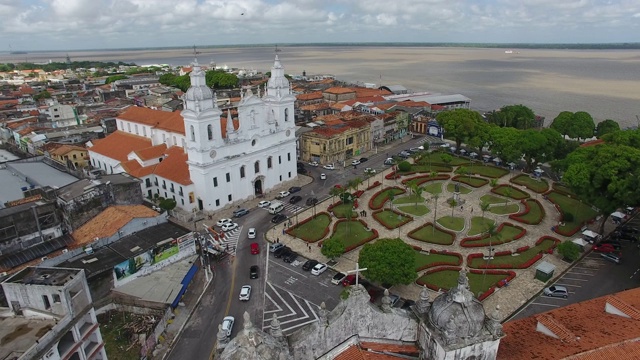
left=117, top=106, right=185, bottom=135
left=350, top=87, right=392, bottom=98
left=498, top=287, right=640, bottom=360
left=134, top=144, right=167, bottom=161
left=72, top=205, right=158, bottom=246
left=334, top=345, right=366, bottom=360
left=567, top=340, right=640, bottom=359
left=153, top=146, right=192, bottom=185
left=49, top=144, right=86, bottom=156
left=296, top=91, right=324, bottom=101
left=333, top=342, right=419, bottom=360
left=88, top=131, right=152, bottom=162
left=580, top=139, right=605, bottom=147
left=301, top=102, right=330, bottom=111
left=398, top=100, right=431, bottom=107
left=324, top=87, right=356, bottom=95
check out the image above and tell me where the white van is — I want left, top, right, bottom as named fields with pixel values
left=268, top=200, right=284, bottom=214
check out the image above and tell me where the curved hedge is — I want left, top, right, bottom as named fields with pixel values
left=460, top=222, right=526, bottom=247
left=402, top=174, right=451, bottom=187
left=368, top=186, right=406, bottom=210
left=509, top=199, right=545, bottom=225
left=415, top=249, right=463, bottom=271
left=408, top=222, right=456, bottom=245
left=416, top=266, right=516, bottom=301
left=372, top=209, right=413, bottom=229
left=491, top=184, right=530, bottom=200
left=510, top=174, right=549, bottom=193
left=466, top=236, right=560, bottom=269
left=366, top=180, right=382, bottom=190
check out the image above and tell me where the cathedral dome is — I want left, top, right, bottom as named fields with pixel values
left=267, top=75, right=290, bottom=91
left=428, top=269, right=486, bottom=339
left=185, top=85, right=213, bottom=101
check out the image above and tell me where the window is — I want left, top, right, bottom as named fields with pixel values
left=285, top=108, right=289, bottom=122
left=278, top=156, right=281, bottom=164
left=162, top=133, right=166, bottom=143
left=268, top=157, right=273, bottom=168
left=173, top=136, right=177, bottom=145
left=181, top=199, right=184, bottom=205
left=135, top=124, right=139, bottom=134
left=254, top=161, right=260, bottom=173
left=207, top=125, right=213, bottom=140
left=143, top=127, right=147, bottom=136
left=226, top=173, right=230, bottom=182
left=228, top=194, right=232, bottom=201
left=213, top=177, right=218, bottom=187
left=119, top=121, right=124, bottom=130
left=72, top=154, right=77, bottom=159
left=288, top=172, right=291, bottom=178
left=52, top=294, right=61, bottom=303
left=240, top=166, right=245, bottom=178
left=42, top=295, right=51, bottom=310
left=127, top=123, right=131, bottom=132
left=216, top=199, right=220, bottom=206
left=287, top=153, right=291, bottom=161
left=190, top=125, right=195, bottom=141
left=279, top=175, right=282, bottom=181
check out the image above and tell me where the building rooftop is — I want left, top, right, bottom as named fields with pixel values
left=56, top=174, right=139, bottom=203
left=87, top=130, right=152, bottom=162
left=0, top=317, right=56, bottom=360
left=117, top=106, right=185, bottom=135
left=71, top=205, right=160, bottom=245
left=5, top=266, right=80, bottom=286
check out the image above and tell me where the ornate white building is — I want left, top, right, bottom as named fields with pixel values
left=87, top=55, right=298, bottom=212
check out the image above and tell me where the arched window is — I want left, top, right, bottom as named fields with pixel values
left=254, top=161, right=260, bottom=174
left=207, top=124, right=213, bottom=140
left=284, top=108, right=289, bottom=122
left=190, top=125, right=195, bottom=141
left=240, top=166, right=245, bottom=178
left=267, top=157, right=272, bottom=169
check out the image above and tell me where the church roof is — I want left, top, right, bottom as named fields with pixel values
left=498, top=287, right=640, bottom=360
left=153, top=146, right=192, bottom=185
left=88, top=131, right=152, bottom=162
left=117, top=106, right=185, bottom=135
left=134, top=143, right=167, bottom=161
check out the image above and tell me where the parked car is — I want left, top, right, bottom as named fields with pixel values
left=592, top=243, right=620, bottom=253
left=351, top=159, right=361, bottom=166
left=277, top=191, right=290, bottom=199
left=543, top=285, right=568, bottom=298
left=233, top=208, right=249, bottom=217
left=273, top=246, right=290, bottom=258
left=409, top=147, right=421, bottom=153
left=306, top=197, right=318, bottom=206
left=269, top=243, right=284, bottom=253
left=297, top=168, right=308, bottom=175
left=398, top=152, right=409, bottom=159
left=311, top=263, right=328, bottom=275
left=332, top=272, right=347, bottom=285
left=384, top=158, right=395, bottom=165
left=216, top=218, right=233, bottom=227
left=613, top=232, right=638, bottom=242
left=239, top=285, right=252, bottom=301
left=221, top=316, right=235, bottom=337
left=600, top=252, right=622, bottom=264
left=289, top=186, right=301, bottom=193
left=323, top=164, right=335, bottom=170
left=302, top=259, right=319, bottom=271
left=290, top=195, right=302, bottom=204
left=618, top=226, right=639, bottom=235
left=283, top=251, right=298, bottom=263
left=250, top=242, right=259, bottom=255
left=364, top=167, right=376, bottom=174
left=308, top=161, right=319, bottom=167
left=359, top=157, right=368, bottom=163
left=597, top=240, right=621, bottom=250
left=221, top=222, right=238, bottom=232
left=258, top=200, right=271, bottom=208
left=320, top=173, right=327, bottom=180
left=271, top=214, right=287, bottom=224
left=248, top=228, right=256, bottom=239
left=342, top=274, right=357, bottom=286
left=250, top=265, right=259, bottom=278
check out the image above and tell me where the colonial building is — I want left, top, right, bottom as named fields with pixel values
left=300, top=119, right=370, bottom=165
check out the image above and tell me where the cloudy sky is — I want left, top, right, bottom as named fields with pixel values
left=1, top=0, right=639, bottom=51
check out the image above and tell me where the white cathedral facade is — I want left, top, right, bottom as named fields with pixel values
left=87, top=55, right=298, bottom=213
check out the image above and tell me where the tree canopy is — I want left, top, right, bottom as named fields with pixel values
left=358, top=238, right=417, bottom=286
left=321, top=237, right=345, bottom=260
left=486, top=105, right=535, bottom=129
left=159, top=70, right=238, bottom=91
left=550, top=111, right=595, bottom=139
left=596, top=119, right=621, bottom=137
left=436, top=109, right=484, bottom=151
left=105, top=75, right=128, bottom=84
left=518, top=128, right=563, bottom=171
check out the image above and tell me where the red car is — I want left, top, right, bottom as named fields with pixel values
left=342, top=274, right=356, bottom=286
left=592, top=243, right=620, bottom=254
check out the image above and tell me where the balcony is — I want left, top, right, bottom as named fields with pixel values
left=170, top=187, right=175, bottom=193
left=178, top=191, right=184, bottom=196
left=154, top=181, right=158, bottom=186
left=161, top=184, right=166, bottom=189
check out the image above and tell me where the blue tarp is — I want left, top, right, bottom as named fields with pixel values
left=171, top=263, right=199, bottom=308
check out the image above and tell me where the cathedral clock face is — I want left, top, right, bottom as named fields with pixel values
left=209, top=150, right=216, bottom=159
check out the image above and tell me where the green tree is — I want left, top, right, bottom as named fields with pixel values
left=432, top=193, right=440, bottom=234
left=467, top=121, right=492, bottom=156
left=159, top=198, right=177, bottom=211
left=480, top=201, right=490, bottom=219
left=487, top=105, right=535, bottom=129
left=436, top=109, right=484, bottom=152
left=205, top=70, right=239, bottom=89
left=321, top=237, right=345, bottom=260
left=439, top=153, right=453, bottom=166
left=550, top=111, right=573, bottom=137
left=450, top=198, right=458, bottom=217
left=358, top=238, right=417, bottom=286
left=557, top=241, right=580, bottom=261
left=397, top=160, right=411, bottom=172
left=596, top=119, right=620, bottom=137
left=33, top=90, right=51, bottom=100
left=489, top=126, right=522, bottom=168
left=568, top=111, right=595, bottom=140
left=105, top=75, right=128, bottom=84
left=329, top=186, right=342, bottom=203
left=481, top=222, right=500, bottom=290
left=518, top=128, right=562, bottom=172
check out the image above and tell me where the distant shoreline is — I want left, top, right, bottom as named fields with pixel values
left=3, top=42, right=640, bottom=54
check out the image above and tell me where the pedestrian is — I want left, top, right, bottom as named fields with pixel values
left=471, top=207, right=473, bottom=213
left=277, top=237, right=279, bottom=243
left=282, top=229, right=285, bottom=235
left=461, top=206, right=463, bottom=211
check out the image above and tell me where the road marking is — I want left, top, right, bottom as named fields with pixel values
left=267, top=282, right=296, bottom=317
left=530, top=302, right=561, bottom=307
left=560, top=277, right=590, bottom=282
left=555, top=283, right=581, bottom=288
left=285, top=276, right=298, bottom=285
left=269, top=259, right=308, bottom=277
left=566, top=271, right=595, bottom=276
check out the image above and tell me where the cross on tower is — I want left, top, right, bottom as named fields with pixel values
left=275, top=44, right=282, bottom=54
left=346, top=262, right=368, bottom=287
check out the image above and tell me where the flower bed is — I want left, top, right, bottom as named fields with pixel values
left=353, top=190, right=365, bottom=198
left=466, top=236, right=561, bottom=269
left=416, top=266, right=515, bottom=301
left=415, top=249, right=463, bottom=271
left=368, top=187, right=406, bottom=210
left=491, top=184, right=530, bottom=200
left=544, top=190, right=598, bottom=237
left=408, top=222, right=456, bottom=245
left=285, top=212, right=332, bottom=243
left=460, top=222, right=526, bottom=247
left=402, top=174, right=451, bottom=187
left=372, top=209, right=413, bottom=229
left=466, top=164, right=510, bottom=178
left=509, top=199, right=545, bottom=225
left=385, top=171, right=402, bottom=180
left=451, top=175, right=489, bottom=188
left=367, top=181, right=382, bottom=190
left=510, top=174, right=549, bottom=193
left=329, top=219, right=379, bottom=253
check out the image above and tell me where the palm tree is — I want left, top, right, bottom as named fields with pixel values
left=482, top=222, right=501, bottom=291
left=480, top=201, right=490, bottom=219
left=490, top=179, right=498, bottom=188
left=388, top=191, right=395, bottom=211
left=414, top=185, right=425, bottom=209
left=430, top=170, right=438, bottom=179
left=329, top=186, right=342, bottom=204
left=364, top=168, right=375, bottom=187
left=450, top=198, right=458, bottom=217
left=432, top=193, right=440, bottom=234
left=503, top=187, right=512, bottom=206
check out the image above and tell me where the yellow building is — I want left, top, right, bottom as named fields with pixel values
left=49, top=144, right=90, bottom=169
left=300, top=119, right=370, bottom=165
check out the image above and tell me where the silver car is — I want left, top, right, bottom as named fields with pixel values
left=221, top=316, right=234, bottom=337
left=543, top=285, right=568, bottom=298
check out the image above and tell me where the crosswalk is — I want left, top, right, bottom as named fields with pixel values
left=218, top=226, right=242, bottom=256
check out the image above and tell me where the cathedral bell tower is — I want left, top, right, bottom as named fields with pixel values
left=264, top=53, right=295, bottom=131
left=181, top=57, right=222, bottom=165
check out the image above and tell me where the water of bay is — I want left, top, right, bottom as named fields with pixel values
left=3, top=46, right=639, bottom=127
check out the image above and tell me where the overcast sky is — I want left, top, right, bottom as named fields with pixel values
left=1, top=0, right=639, bottom=51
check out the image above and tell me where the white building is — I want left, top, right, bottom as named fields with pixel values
left=0, top=267, right=107, bottom=360
left=87, top=54, right=297, bottom=212
left=42, top=100, right=82, bottom=128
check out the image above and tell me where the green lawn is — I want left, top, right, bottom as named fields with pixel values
left=455, top=176, right=489, bottom=188
left=480, top=194, right=505, bottom=204
left=373, top=210, right=412, bottom=229
left=546, top=191, right=598, bottom=232
left=397, top=204, right=430, bottom=216
left=468, top=238, right=557, bottom=268
left=370, top=188, right=405, bottom=209
left=418, top=152, right=469, bottom=166
left=489, top=203, right=520, bottom=215
left=513, top=199, right=545, bottom=224
left=510, top=174, right=549, bottom=193
left=553, top=183, right=577, bottom=196
left=468, top=217, right=496, bottom=236
left=418, top=269, right=509, bottom=295
left=409, top=224, right=455, bottom=245
left=492, top=185, right=530, bottom=200
left=331, top=203, right=359, bottom=218
left=330, top=221, right=376, bottom=249
left=447, top=183, right=472, bottom=194
left=415, top=251, right=461, bottom=270
left=406, top=164, right=452, bottom=173
left=437, top=216, right=465, bottom=231
left=466, top=164, right=510, bottom=178
left=289, top=213, right=332, bottom=242
left=393, top=194, right=425, bottom=205
left=462, top=223, right=524, bottom=246
left=423, top=182, right=443, bottom=194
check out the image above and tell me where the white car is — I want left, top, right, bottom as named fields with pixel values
left=364, top=168, right=376, bottom=174
left=239, top=285, right=252, bottom=301
left=320, top=173, right=327, bottom=180
left=351, top=159, right=361, bottom=166
left=248, top=228, right=256, bottom=239
left=221, top=222, right=238, bottom=232
left=221, top=316, right=235, bottom=337
left=323, top=164, right=335, bottom=170
left=277, top=191, right=290, bottom=199
left=258, top=200, right=271, bottom=208
left=308, top=161, right=319, bottom=167
left=311, top=263, right=328, bottom=276
left=216, top=218, right=233, bottom=227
